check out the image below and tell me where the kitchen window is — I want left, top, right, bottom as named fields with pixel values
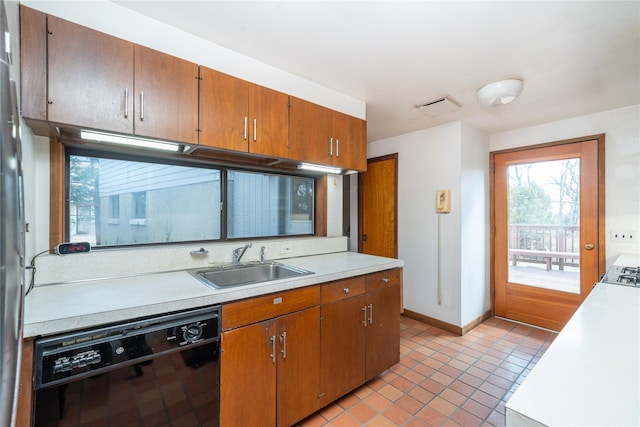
left=227, top=171, right=314, bottom=239
left=66, top=149, right=315, bottom=247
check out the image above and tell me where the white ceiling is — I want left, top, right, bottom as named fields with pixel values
left=114, top=1, right=639, bottom=142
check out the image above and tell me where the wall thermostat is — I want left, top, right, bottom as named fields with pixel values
left=55, top=242, right=91, bottom=255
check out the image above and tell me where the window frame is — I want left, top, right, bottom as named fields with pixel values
left=58, top=143, right=322, bottom=249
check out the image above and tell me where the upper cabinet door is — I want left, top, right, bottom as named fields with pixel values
left=248, top=83, right=289, bottom=158
left=47, top=16, right=134, bottom=134
left=199, top=66, right=250, bottom=152
left=332, top=111, right=367, bottom=171
left=289, top=96, right=367, bottom=171
left=200, top=67, right=289, bottom=157
left=289, top=96, right=333, bottom=165
left=134, top=45, right=199, bottom=145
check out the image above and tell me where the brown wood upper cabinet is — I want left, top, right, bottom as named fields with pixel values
left=289, top=96, right=367, bottom=171
left=199, top=66, right=289, bottom=157
left=22, top=7, right=199, bottom=145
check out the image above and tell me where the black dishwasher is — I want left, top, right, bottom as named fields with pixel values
left=33, top=305, right=220, bottom=427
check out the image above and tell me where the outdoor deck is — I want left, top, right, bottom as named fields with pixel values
left=508, top=263, right=580, bottom=294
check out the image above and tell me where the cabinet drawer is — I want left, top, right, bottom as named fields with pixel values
left=321, top=276, right=366, bottom=304
left=365, top=268, right=401, bottom=291
left=222, top=285, right=320, bottom=331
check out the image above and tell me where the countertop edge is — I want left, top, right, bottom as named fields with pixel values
left=24, top=252, right=403, bottom=338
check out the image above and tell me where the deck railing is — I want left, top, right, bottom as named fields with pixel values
left=508, top=224, right=580, bottom=270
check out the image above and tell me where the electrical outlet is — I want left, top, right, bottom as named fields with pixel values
left=280, top=243, right=293, bottom=254
left=610, top=230, right=636, bottom=242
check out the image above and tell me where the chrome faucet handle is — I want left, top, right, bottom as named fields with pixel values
left=232, top=243, right=252, bottom=264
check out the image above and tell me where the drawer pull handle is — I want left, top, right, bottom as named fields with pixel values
left=243, top=117, right=248, bottom=140
left=270, top=336, right=276, bottom=363
left=382, top=277, right=390, bottom=283
left=124, top=88, right=129, bottom=118
left=273, top=297, right=282, bottom=305
left=253, top=118, right=257, bottom=141
left=140, top=91, right=144, bottom=121
left=280, top=331, right=287, bottom=359
left=343, top=287, right=350, bottom=294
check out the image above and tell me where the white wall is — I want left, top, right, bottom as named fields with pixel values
left=326, top=175, right=343, bottom=237
left=367, top=121, right=491, bottom=327
left=460, top=122, right=491, bottom=326
left=490, top=105, right=640, bottom=265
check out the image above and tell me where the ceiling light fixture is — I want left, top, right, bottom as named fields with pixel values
left=297, top=163, right=342, bottom=174
left=80, top=130, right=182, bottom=152
left=476, top=78, right=523, bottom=107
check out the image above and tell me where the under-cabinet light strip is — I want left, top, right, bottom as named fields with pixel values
left=80, top=130, right=181, bottom=152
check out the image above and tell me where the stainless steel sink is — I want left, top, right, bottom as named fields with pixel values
left=190, top=262, right=313, bottom=289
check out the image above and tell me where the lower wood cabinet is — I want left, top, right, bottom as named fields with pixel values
left=220, top=286, right=321, bottom=427
left=220, top=270, right=401, bottom=426
left=320, top=269, right=401, bottom=406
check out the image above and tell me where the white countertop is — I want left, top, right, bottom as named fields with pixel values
left=24, top=252, right=403, bottom=338
left=506, top=283, right=640, bottom=426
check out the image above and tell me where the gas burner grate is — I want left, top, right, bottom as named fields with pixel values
left=621, top=266, right=640, bottom=275
left=617, top=274, right=640, bottom=285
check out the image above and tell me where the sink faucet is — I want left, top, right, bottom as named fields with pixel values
left=232, top=243, right=252, bottom=264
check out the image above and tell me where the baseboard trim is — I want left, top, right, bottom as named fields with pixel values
left=402, top=309, right=492, bottom=336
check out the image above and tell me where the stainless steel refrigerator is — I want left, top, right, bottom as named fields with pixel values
left=0, top=0, right=25, bottom=425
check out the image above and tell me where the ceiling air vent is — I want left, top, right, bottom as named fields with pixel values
left=414, top=96, right=462, bottom=116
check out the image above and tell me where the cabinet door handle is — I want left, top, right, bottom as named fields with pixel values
left=362, top=306, right=367, bottom=327
left=382, top=277, right=390, bottom=284
left=329, top=138, right=333, bottom=156
left=280, top=331, right=287, bottom=359
left=368, top=303, right=373, bottom=324
left=124, top=88, right=129, bottom=118
left=243, top=117, right=248, bottom=140
left=253, top=118, right=257, bottom=142
left=335, top=139, right=339, bottom=157
left=270, top=335, right=276, bottom=363
left=140, top=91, right=144, bottom=121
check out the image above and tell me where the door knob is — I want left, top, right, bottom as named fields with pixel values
left=584, top=243, right=594, bottom=250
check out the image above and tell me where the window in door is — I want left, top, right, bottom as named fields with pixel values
left=507, top=159, right=581, bottom=293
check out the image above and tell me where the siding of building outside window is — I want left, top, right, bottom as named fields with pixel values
left=68, top=153, right=314, bottom=246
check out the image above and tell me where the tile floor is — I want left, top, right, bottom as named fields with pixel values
left=298, top=315, right=556, bottom=427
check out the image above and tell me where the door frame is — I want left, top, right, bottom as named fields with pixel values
left=490, top=134, right=606, bottom=326
left=358, top=154, right=398, bottom=257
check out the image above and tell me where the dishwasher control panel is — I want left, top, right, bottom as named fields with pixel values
left=35, top=305, right=221, bottom=389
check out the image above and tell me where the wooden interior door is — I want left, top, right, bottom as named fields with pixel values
left=359, top=154, right=398, bottom=258
left=493, top=137, right=603, bottom=331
